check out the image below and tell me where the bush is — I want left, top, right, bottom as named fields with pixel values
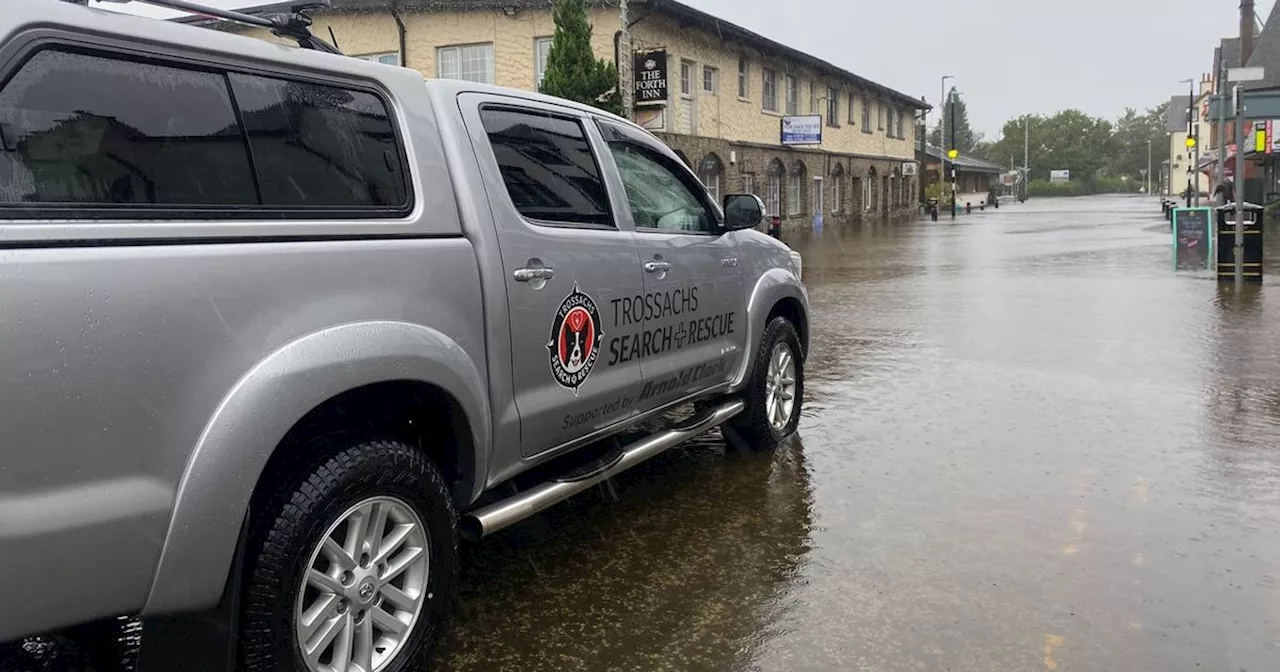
left=1026, top=177, right=1140, bottom=197
left=924, top=183, right=954, bottom=201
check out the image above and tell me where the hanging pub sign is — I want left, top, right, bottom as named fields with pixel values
left=634, top=50, right=668, bottom=106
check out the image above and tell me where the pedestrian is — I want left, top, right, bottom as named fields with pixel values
left=1213, top=178, right=1234, bottom=206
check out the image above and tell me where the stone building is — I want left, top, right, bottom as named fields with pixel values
left=186, top=0, right=929, bottom=231
left=921, top=146, right=1005, bottom=205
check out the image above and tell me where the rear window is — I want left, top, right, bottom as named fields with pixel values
left=480, top=107, right=613, bottom=227
left=0, top=46, right=409, bottom=218
left=0, top=48, right=257, bottom=207
left=229, top=73, right=407, bottom=209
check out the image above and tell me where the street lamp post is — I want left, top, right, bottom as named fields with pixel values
left=1024, top=116, right=1030, bottom=201
left=949, top=88, right=959, bottom=219
left=1182, top=78, right=1195, bottom=208
left=1146, top=139, right=1152, bottom=195
left=940, top=75, right=952, bottom=216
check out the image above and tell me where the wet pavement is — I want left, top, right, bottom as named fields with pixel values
left=434, top=196, right=1280, bottom=671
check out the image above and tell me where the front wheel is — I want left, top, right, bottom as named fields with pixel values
left=240, top=439, right=458, bottom=672
left=729, top=316, right=804, bottom=449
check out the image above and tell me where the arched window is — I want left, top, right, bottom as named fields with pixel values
left=890, top=168, right=900, bottom=208
left=865, top=166, right=878, bottom=212
left=765, top=159, right=785, bottom=216
left=698, top=153, right=725, bottom=204
left=830, top=162, right=845, bottom=214
left=787, top=160, right=806, bottom=216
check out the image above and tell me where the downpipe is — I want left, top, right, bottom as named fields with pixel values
left=460, top=398, right=745, bottom=541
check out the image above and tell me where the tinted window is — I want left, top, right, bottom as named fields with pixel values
left=0, top=48, right=256, bottom=208
left=607, top=142, right=715, bottom=233
left=229, top=73, right=407, bottom=209
left=480, top=108, right=612, bottom=226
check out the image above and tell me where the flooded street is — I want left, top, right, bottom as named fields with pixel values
left=435, top=196, right=1280, bottom=671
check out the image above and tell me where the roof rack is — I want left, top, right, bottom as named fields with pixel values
left=73, top=0, right=342, bottom=54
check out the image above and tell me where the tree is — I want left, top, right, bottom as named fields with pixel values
left=540, top=0, right=621, bottom=114
left=1106, top=103, right=1169, bottom=182
left=980, top=110, right=1116, bottom=182
left=929, top=88, right=982, bottom=152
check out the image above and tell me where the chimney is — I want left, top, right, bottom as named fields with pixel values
left=1242, top=0, right=1256, bottom=66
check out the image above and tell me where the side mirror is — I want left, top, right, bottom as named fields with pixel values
left=722, top=193, right=765, bottom=231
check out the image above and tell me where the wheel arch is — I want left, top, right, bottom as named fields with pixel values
left=731, top=270, right=810, bottom=389
left=143, top=321, right=490, bottom=616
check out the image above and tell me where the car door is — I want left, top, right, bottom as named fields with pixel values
left=596, top=120, right=748, bottom=413
left=464, top=98, right=646, bottom=457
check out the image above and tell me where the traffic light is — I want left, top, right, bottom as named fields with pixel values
left=1256, top=126, right=1268, bottom=153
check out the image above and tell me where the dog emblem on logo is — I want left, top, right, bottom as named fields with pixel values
left=547, top=283, right=603, bottom=393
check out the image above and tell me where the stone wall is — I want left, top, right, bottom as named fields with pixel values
left=658, top=133, right=919, bottom=233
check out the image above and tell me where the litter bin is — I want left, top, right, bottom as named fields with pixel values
left=1216, top=202, right=1265, bottom=283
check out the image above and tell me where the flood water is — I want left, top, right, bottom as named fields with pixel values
left=435, top=196, right=1280, bottom=671
left=9, top=196, right=1280, bottom=672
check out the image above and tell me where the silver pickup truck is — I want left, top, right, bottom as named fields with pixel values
left=0, top=1, right=809, bottom=669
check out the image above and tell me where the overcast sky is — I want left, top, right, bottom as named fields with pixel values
left=108, top=0, right=1274, bottom=140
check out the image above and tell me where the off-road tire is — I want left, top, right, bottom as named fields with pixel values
left=239, top=439, right=457, bottom=672
left=729, top=317, right=804, bottom=449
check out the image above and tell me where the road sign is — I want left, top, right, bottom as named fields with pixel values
left=1229, top=67, right=1266, bottom=82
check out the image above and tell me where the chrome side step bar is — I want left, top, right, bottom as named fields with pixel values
left=459, top=398, right=745, bottom=541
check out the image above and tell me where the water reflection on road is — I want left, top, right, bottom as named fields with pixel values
left=436, top=196, right=1280, bottom=671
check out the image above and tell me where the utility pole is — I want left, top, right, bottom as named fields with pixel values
left=619, top=0, right=632, bottom=119
left=1234, top=82, right=1246, bottom=285
left=1216, top=63, right=1228, bottom=196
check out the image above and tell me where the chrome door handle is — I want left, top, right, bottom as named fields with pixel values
left=513, top=267, right=555, bottom=282
left=643, top=261, right=671, bottom=273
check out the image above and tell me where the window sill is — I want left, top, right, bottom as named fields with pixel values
left=762, top=108, right=782, bottom=117
left=738, top=96, right=751, bottom=103
left=827, top=123, right=841, bottom=129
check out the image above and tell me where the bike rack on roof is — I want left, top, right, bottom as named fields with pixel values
left=65, top=0, right=343, bottom=54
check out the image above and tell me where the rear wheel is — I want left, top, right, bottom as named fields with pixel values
left=240, top=439, right=457, bottom=672
left=729, top=317, right=804, bottom=449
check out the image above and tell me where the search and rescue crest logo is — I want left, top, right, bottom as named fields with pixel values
left=548, top=283, right=603, bottom=393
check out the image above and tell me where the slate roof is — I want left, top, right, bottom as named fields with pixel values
left=174, top=0, right=929, bottom=110
left=1247, top=2, right=1280, bottom=90
left=1167, top=95, right=1192, bottom=133
left=1215, top=37, right=1242, bottom=76
left=923, top=145, right=1004, bottom=174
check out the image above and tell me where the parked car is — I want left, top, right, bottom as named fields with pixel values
left=0, top=0, right=809, bottom=669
